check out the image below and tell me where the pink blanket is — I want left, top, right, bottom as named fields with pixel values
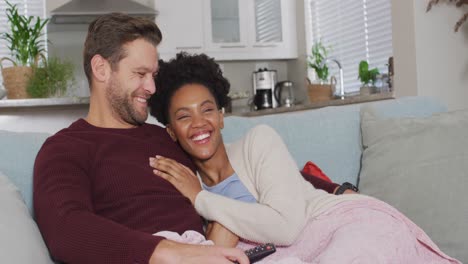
left=237, top=198, right=461, bottom=263
left=156, top=198, right=461, bottom=263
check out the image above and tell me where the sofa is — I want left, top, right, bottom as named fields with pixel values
left=1, top=96, right=467, bottom=263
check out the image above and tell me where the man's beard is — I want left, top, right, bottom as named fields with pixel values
left=106, top=78, right=148, bottom=126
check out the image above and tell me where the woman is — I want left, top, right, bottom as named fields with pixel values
left=149, top=52, right=460, bottom=263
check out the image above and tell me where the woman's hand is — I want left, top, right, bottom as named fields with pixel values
left=150, top=155, right=202, bottom=205
left=206, top=222, right=240, bottom=248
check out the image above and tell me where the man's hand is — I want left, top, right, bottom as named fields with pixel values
left=150, top=155, right=202, bottom=205
left=149, top=239, right=249, bottom=264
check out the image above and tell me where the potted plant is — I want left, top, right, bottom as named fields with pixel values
left=306, top=40, right=334, bottom=102
left=0, top=0, right=48, bottom=99
left=27, top=57, right=76, bottom=98
left=358, top=60, right=380, bottom=95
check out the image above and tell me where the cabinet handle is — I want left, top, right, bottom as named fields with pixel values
left=175, top=46, right=202, bottom=50
left=220, top=45, right=246, bottom=48
left=253, top=44, right=278, bottom=48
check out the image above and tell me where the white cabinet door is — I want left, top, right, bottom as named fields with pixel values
left=204, top=0, right=249, bottom=50
left=204, top=0, right=296, bottom=60
left=156, top=0, right=205, bottom=60
left=251, top=0, right=283, bottom=46
left=249, top=0, right=297, bottom=59
left=156, top=0, right=296, bottom=61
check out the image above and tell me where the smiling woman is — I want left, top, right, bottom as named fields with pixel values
left=150, top=52, right=231, bottom=126
left=148, top=52, right=462, bottom=263
left=165, top=83, right=226, bottom=164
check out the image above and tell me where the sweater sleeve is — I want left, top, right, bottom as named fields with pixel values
left=301, top=171, right=339, bottom=194
left=195, top=125, right=311, bottom=246
left=33, top=137, right=162, bottom=264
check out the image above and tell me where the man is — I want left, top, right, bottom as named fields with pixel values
left=33, top=13, right=248, bottom=264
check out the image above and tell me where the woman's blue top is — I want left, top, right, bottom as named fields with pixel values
left=202, top=172, right=256, bottom=203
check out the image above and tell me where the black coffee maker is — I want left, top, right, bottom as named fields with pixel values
left=252, top=68, right=278, bottom=110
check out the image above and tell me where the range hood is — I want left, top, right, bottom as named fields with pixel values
left=50, top=0, right=158, bottom=24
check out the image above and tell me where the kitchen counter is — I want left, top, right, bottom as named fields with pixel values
left=228, top=92, right=394, bottom=117
left=0, top=92, right=394, bottom=116
left=0, top=97, right=89, bottom=110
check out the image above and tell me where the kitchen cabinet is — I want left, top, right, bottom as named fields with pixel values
left=204, top=0, right=248, bottom=50
left=204, top=0, right=297, bottom=60
left=156, top=0, right=205, bottom=60
left=156, top=0, right=297, bottom=61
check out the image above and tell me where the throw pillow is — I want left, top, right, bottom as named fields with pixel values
left=359, top=106, right=468, bottom=262
left=0, top=170, right=53, bottom=263
left=0, top=130, right=50, bottom=213
left=300, top=161, right=338, bottom=194
left=301, top=161, right=332, bottom=183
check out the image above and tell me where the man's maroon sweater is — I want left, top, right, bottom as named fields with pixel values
left=33, top=119, right=204, bottom=264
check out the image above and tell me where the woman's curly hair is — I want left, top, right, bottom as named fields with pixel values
left=150, top=52, right=230, bottom=125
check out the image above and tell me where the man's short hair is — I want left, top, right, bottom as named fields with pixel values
left=83, top=13, right=162, bottom=85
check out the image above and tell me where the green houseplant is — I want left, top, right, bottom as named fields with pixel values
left=27, top=57, right=76, bottom=98
left=358, top=60, right=380, bottom=86
left=1, top=0, right=48, bottom=66
left=307, top=40, right=331, bottom=83
left=358, top=60, right=380, bottom=95
left=306, top=40, right=334, bottom=102
left=0, top=0, right=48, bottom=99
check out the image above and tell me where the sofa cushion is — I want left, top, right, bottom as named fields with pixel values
left=0, top=130, right=50, bottom=213
left=359, top=106, right=468, bottom=262
left=223, top=96, right=447, bottom=185
left=224, top=104, right=363, bottom=185
left=0, top=170, right=54, bottom=263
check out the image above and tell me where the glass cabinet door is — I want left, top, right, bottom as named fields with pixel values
left=254, top=0, right=283, bottom=44
left=211, top=0, right=240, bottom=43
left=209, top=0, right=247, bottom=47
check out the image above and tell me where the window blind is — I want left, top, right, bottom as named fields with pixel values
left=305, top=0, right=393, bottom=93
left=0, top=0, right=46, bottom=86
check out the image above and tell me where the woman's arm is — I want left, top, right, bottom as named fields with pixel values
left=194, top=125, right=312, bottom=245
left=150, top=125, right=332, bottom=246
left=206, top=222, right=239, bottom=247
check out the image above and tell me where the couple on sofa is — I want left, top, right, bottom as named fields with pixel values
left=33, top=13, right=460, bottom=263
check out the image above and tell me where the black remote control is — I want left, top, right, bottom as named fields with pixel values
left=234, top=243, right=276, bottom=264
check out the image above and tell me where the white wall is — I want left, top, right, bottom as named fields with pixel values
left=392, top=0, right=468, bottom=110
left=286, top=0, right=308, bottom=103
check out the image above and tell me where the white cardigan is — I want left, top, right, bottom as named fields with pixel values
left=194, top=125, right=367, bottom=245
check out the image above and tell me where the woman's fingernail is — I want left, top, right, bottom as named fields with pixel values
left=156, top=155, right=162, bottom=159
left=149, top=157, right=155, bottom=164
left=153, top=169, right=159, bottom=175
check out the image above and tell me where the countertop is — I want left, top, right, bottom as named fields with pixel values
left=0, top=96, right=90, bottom=109
left=227, top=92, right=394, bottom=117
left=0, top=92, right=394, bottom=116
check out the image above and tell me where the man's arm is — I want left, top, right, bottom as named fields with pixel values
left=301, top=171, right=358, bottom=195
left=33, top=138, right=161, bottom=263
left=34, top=136, right=247, bottom=264
left=300, top=171, right=339, bottom=193
left=149, top=240, right=248, bottom=264
left=205, top=222, right=240, bottom=247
